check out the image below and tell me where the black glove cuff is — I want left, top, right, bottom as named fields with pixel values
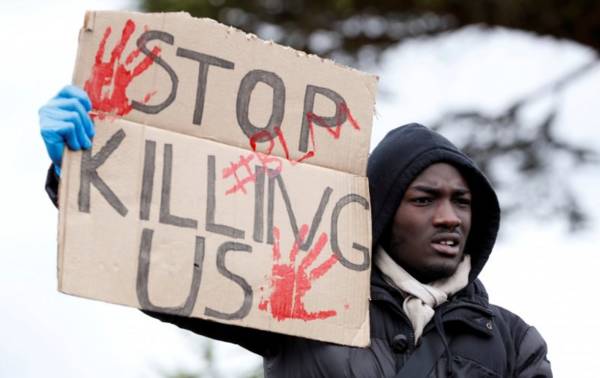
left=45, top=164, right=60, bottom=208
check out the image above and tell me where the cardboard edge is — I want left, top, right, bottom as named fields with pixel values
left=357, top=75, right=379, bottom=176
left=89, top=10, right=378, bottom=83
left=73, top=13, right=92, bottom=85
left=352, top=303, right=371, bottom=347
left=358, top=175, right=374, bottom=347
left=57, top=151, right=73, bottom=293
left=330, top=173, right=372, bottom=347
left=115, top=118, right=369, bottom=180
left=83, top=10, right=96, bottom=31
left=132, top=118, right=150, bottom=309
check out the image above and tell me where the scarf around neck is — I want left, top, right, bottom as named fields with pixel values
left=375, top=246, right=471, bottom=343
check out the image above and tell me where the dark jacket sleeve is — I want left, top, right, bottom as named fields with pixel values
left=515, top=326, right=552, bottom=378
left=492, top=305, right=552, bottom=377
left=44, top=164, right=282, bottom=357
left=45, top=165, right=60, bottom=208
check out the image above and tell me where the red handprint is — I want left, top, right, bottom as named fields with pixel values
left=84, top=19, right=160, bottom=119
left=258, top=225, right=338, bottom=321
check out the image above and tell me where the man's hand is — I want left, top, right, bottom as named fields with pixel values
left=39, top=85, right=95, bottom=176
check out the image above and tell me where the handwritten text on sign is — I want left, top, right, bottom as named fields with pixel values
left=80, top=18, right=366, bottom=174
left=76, top=121, right=370, bottom=321
left=63, top=11, right=376, bottom=346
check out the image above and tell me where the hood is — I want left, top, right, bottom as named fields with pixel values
left=367, top=123, right=500, bottom=282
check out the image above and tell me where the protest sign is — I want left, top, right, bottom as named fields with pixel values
left=59, top=11, right=377, bottom=346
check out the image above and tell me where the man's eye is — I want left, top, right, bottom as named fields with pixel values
left=455, top=198, right=472, bottom=207
left=412, top=197, right=432, bottom=205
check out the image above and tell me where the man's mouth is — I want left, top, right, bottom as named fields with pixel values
left=431, top=234, right=461, bottom=256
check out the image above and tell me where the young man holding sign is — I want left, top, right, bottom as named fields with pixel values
left=40, top=84, right=551, bottom=377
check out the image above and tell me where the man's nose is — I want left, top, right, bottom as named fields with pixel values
left=433, top=200, right=461, bottom=229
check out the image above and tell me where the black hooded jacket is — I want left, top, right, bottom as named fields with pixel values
left=45, top=123, right=551, bottom=377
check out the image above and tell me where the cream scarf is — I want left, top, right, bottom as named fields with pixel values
left=375, top=246, right=471, bottom=343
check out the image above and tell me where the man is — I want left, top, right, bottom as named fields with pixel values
left=40, top=85, right=552, bottom=377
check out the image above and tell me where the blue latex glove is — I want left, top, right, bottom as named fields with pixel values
left=39, top=85, right=95, bottom=176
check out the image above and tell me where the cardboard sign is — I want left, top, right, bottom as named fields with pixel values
left=59, top=11, right=377, bottom=347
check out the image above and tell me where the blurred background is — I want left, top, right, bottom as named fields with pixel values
left=1, top=0, right=599, bottom=377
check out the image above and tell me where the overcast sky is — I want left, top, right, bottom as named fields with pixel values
left=1, top=1, right=599, bottom=377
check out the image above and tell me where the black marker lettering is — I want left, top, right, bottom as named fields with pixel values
left=159, top=144, right=198, bottom=229
left=330, top=194, right=370, bottom=271
left=136, top=228, right=205, bottom=316
left=204, top=241, right=253, bottom=320
left=206, top=155, right=245, bottom=239
left=78, top=128, right=128, bottom=216
left=140, top=140, right=156, bottom=220
left=176, top=48, right=234, bottom=126
left=133, top=31, right=178, bottom=114
left=253, top=165, right=265, bottom=243
left=236, top=70, right=285, bottom=141
left=299, top=85, right=347, bottom=152
left=266, top=170, right=332, bottom=251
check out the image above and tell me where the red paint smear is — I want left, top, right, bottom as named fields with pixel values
left=274, top=127, right=315, bottom=165
left=226, top=95, right=345, bottom=197
left=221, top=133, right=284, bottom=196
left=248, top=130, right=283, bottom=175
left=247, top=124, right=316, bottom=182
left=249, top=129, right=284, bottom=175
left=84, top=19, right=160, bottom=119
left=259, top=224, right=339, bottom=321
left=143, top=90, right=158, bottom=103
left=258, top=299, right=268, bottom=311
left=250, top=124, right=317, bottom=165
left=249, top=129, right=275, bottom=153
left=306, top=101, right=361, bottom=140
left=222, top=154, right=256, bottom=195
left=343, top=102, right=361, bottom=131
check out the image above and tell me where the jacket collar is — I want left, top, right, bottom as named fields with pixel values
left=371, top=268, right=495, bottom=337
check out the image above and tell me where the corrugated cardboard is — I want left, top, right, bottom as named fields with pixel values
left=72, top=11, right=377, bottom=176
left=59, top=11, right=377, bottom=347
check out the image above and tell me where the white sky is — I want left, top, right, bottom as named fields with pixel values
left=1, top=1, right=599, bottom=377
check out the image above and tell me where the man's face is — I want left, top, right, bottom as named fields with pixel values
left=387, top=163, right=472, bottom=283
